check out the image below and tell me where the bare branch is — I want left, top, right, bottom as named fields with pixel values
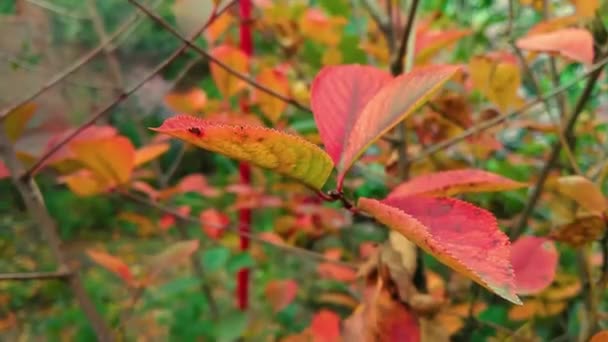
left=23, top=3, right=237, bottom=178
left=0, top=128, right=113, bottom=340
left=0, top=10, right=142, bottom=121
left=0, top=270, right=71, bottom=281
left=413, top=54, right=608, bottom=164
left=510, top=55, right=606, bottom=240
left=119, top=191, right=357, bottom=269
left=390, top=0, right=419, bottom=76
left=127, top=0, right=311, bottom=113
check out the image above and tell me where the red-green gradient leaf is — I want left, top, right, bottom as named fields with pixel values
left=265, top=279, right=298, bottom=312
left=511, top=236, right=558, bottom=295
left=358, top=196, right=520, bottom=304
left=311, top=65, right=392, bottom=165
left=388, top=168, right=527, bottom=198
left=338, top=65, right=460, bottom=185
left=152, top=115, right=333, bottom=189
left=516, top=28, right=594, bottom=65
left=87, top=249, right=134, bottom=286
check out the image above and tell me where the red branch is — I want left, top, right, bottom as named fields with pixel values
left=237, top=0, right=253, bottom=312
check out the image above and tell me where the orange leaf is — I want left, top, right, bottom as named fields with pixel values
left=573, top=0, right=600, bottom=17
left=87, top=249, right=134, bottom=285
left=61, top=169, right=108, bottom=196
left=70, top=136, right=135, bottom=185
left=337, top=65, right=459, bottom=185
left=549, top=214, right=605, bottom=247
left=200, top=208, right=229, bottom=240
left=389, top=168, right=526, bottom=198
left=210, top=44, right=249, bottom=98
left=152, top=115, right=333, bottom=189
left=415, top=28, right=472, bottom=65
left=358, top=196, right=520, bottom=304
left=134, top=143, right=170, bottom=167
left=551, top=175, right=608, bottom=214
left=511, top=236, right=558, bottom=295
left=265, top=279, right=298, bottom=312
left=4, top=102, right=37, bottom=142
left=591, top=331, right=608, bottom=342
left=205, top=11, right=233, bottom=43
left=164, top=88, right=207, bottom=114
left=516, top=28, right=594, bottom=65
left=254, top=67, right=291, bottom=122
left=310, top=310, right=341, bottom=342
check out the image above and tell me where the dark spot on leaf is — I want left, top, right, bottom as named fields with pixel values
left=188, top=127, right=203, bottom=137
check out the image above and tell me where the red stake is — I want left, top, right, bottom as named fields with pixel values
left=237, top=0, right=253, bottom=311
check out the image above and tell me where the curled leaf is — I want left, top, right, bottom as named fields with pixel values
left=388, top=168, right=527, bottom=198
left=359, top=196, right=520, bottom=304
left=152, top=115, right=333, bottom=189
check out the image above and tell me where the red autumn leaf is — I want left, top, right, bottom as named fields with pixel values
left=200, top=208, right=229, bottom=239
left=311, top=65, right=392, bottom=165
left=210, top=44, right=249, bottom=98
left=86, top=249, right=135, bottom=286
left=164, top=88, right=207, bottom=114
left=358, top=196, right=520, bottom=304
left=177, top=173, right=220, bottom=197
left=159, top=205, right=191, bottom=231
left=336, top=65, right=459, bottom=187
left=511, top=236, right=558, bottom=295
left=0, top=161, right=9, bottom=180
left=516, top=28, right=594, bottom=65
left=152, top=115, right=333, bottom=189
left=310, top=310, right=341, bottom=342
left=265, top=279, right=298, bottom=312
left=388, top=168, right=527, bottom=198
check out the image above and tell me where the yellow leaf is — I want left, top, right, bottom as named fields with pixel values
left=210, top=44, right=249, bottom=98
left=70, top=136, right=135, bottom=185
left=469, top=53, right=523, bottom=112
left=322, top=47, right=343, bottom=66
left=4, top=102, right=36, bottom=142
left=152, top=115, right=334, bottom=189
left=551, top=175, right=608, bottom=214
left=254, top=68, right=290, bottom=123
left=134, top=143, right=170, bottom=167
left=299, top=8, right=344, bottom=46
left=61, top=169, right=107, bottom=196
left=573, top=0, right=599, bottom=17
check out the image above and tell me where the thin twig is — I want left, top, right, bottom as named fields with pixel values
left=0, top=270, right=71, bottom=281
left=510, top=44, right=582, bottom=175
left=25, top=0, right=89, bottom=20
left=0, top=10, right=142, bottom=121
left=119, top=191, right=357, bottom=269
left=23, top=3, right=236, bottom=179
left=361, top=0, right=390, bottom=37
left=0, top=129, right=113, bottom=340
left=413, top=54, right=608, bottom=164
left=87, top=0, right=124, bottom=89
left=127, top=0, right=311, bottom=113
left=159, top=142, right=187, bottom=187
left=390, top=0, right=419, bottom=75
left=510, top=54, right=606, bottom=240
